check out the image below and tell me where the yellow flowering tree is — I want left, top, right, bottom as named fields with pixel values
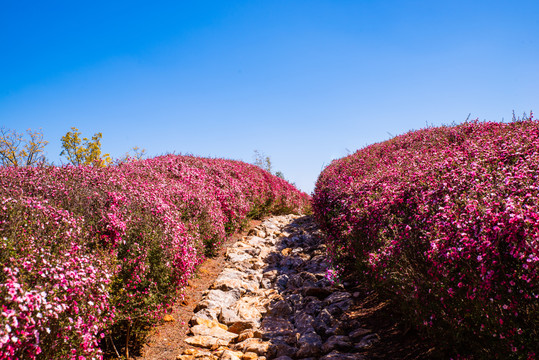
left=60, top=127, right=111, bottom=167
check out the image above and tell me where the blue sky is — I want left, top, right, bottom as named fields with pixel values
left=1, top=0, right=538, bottom=193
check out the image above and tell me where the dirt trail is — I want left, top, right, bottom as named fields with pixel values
left=136, top=215, right=434, bottom=360
left=131, top=220, right=260, bottom=360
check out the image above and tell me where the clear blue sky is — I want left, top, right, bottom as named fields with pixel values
left=1, top=0, right=538, bottom=193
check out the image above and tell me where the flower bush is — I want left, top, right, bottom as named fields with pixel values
left=313, top=119, right=538, bottom=359
left=0, top=198, right=113, bottom=359
left=0, top=155, right=310, bottom=359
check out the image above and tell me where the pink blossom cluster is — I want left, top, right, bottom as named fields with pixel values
left=0, top=198, right=113, bottom=359
left=0, top=155, right=310, bottom=359
left=313, top=120, right=538, bottom=358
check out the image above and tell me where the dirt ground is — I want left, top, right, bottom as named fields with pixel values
left=132, top=219, right=262, bottom=360
left=343, top=282, right=440, bottom=359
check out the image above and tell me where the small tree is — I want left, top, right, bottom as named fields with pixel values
left=253, top=150, right=272, bottom=173
left=252, top=150, right=289, bottom=180
left=130, top=146, right=146, bottom=160
left=275, top=171, right=285, bottom=180
left=60, top=127, right=111, bottom=167
left=115, top=146, right=147, bottom=164
left=0, top=127, right=48, bottom=166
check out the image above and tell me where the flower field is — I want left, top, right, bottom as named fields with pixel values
left=313, top=120, right=539, bottom=358
left=0, top=155, right=310, bottom=359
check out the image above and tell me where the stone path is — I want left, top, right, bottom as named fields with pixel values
left=176, top=215, right=379, bottom=360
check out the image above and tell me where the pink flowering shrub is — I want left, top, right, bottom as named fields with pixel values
left=0, top=198, right=113, bottom=359
left=0, top=155, right=309, bottom=359
left=313, top=119, right=539, bottom=358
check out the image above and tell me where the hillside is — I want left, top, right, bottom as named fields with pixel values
left=313, top=120, right=539, bottom=358
left=0, top=155, right=309, bottom=359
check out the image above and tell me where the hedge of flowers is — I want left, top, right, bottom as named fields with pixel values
left=313, top=119, right=538, bottom=359
left=0, top=155, right=310, bottom=359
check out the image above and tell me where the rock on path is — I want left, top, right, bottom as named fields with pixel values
left=177, top=215, right=377, bottom=360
